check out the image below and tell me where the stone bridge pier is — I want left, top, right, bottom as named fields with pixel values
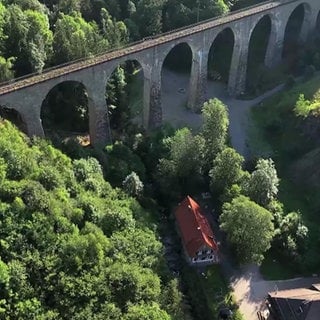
left=187, top=35, right=210, bottom=111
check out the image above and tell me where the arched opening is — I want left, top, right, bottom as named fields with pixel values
left=106, top=60, right=144, bottom=137
left=161, top=43, right=193, bottom=125
left=207, top=28, right=235, bottom=97
left=282, top=4, right=307, bottom=60
left=246, top=15, right=272, bottom=95
left=41, top=81, right=90, bottom=146
left=0, top=106, right=27, bottom=133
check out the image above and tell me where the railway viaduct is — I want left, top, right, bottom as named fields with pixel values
left=0, top=0, right=320, bottom=146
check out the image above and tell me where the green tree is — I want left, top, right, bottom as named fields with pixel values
left=209, top=147, right=244, bottom=193
left=58, top=0, right=81, bottom=14
left=201, top=98, right=229, bottom=170
left=24, top=9, right=53, bottom=72
left=162, top=0, right=192, bottom=31
left=0, top=56, right=15, bottom=81
left=244, top=158, right=279, bottom=207
left=189, top=0, right=228, bottom=22
left=106, top=66, right=128, bottom=130
left=0, top=1, right=7, bottom=53
left=161, top=279, right=184, bottom=320
left=160, top=128, right=204, bottom=178
left=52, top=12, right=108, bottom=64
left=106, top=141, right=146, bottom=186
left=107, top=263, right=161, bottom=311
left=220, top=195, right=274, bottom=264
left=98, top=205, right=135, bottom=236
left=163, top=0, right=228, bottom=31
left=133, top=0, right=165, bottom=37
left=11, top=0, right=48, bottom=13
left=157, top=128, right=204, bottom=195
left=4, top=5, right=52, bottom=74
left=110, top=228, right=162, bottom=269
left=101, top=8, right=128, bottom=47
left=122, top=171, right=144, bottom=197
left=0, top=121, right=175, bottom=319
left=73, top=157, right=103, bottom=182
left=124, top=303, right=170, bottom=320
left=274, top=211, right=308, bottom=261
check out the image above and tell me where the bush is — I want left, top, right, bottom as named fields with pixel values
left=38, top=167, right=63, bottom=190
left=285, top=75, right=295, bottom=89
left=73, top=157, right=103, bottom=182
left=60, top=138, right=89, bottom=159
left=22, top=181, right=50, bottom=212
left=304, top=65, right=316, bottom=80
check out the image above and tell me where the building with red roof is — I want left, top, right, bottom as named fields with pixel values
left=174, top=195, right=219, bottom=265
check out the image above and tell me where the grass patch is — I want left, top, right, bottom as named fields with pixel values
left=200, top=265, right=244, bottom=320
left=245, top=64, right=286, bottom=99
left=182, top=264, right=244, bottom=320
left=248, top=75, right=320, bottom=278
left=260, top=252, right=299, bottom=280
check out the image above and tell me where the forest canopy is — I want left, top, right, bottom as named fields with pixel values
left=0, top=120, right=183, bottom=319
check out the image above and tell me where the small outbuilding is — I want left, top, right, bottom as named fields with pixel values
left=267, top=283, right=320, bottom=320
left=174, top=196, right=219, bottom=265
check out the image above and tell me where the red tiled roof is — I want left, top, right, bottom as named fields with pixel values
left=174, top=196, right=218, bottom=258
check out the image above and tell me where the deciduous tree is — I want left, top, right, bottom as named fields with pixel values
left=209, top=147, right=245, bottom=193
left=220, top=195, right=274, bottom=264
left=122, top=171, right=144, bottom=197
left=201, top=98, right=229, bottom=170
left=0, top=56, right=14, bottom=81
left=4, top=5, right=52, bottom=74
left=52, top=12, right=108, bottom=64
left=244, top=158, right=279, bottom=207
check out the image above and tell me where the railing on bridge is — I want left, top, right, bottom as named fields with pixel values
left=0, top=0, right=297, bottom=93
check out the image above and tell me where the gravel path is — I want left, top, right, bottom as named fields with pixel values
left=161, top=68, right=284, bottom=158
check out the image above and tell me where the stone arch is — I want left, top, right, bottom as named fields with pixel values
left=105, top=59, right=145, bottom=134
left=282, top=2, right=312, bottom=59
left=160, top=41, right=194, bottom=71
left=207, top=27, right=235, bottom=86
left=41, top=80, right=91, bottom=145
left=246, top=14, right=272, bottom=94
left=161, top=42, right=193, bottom=123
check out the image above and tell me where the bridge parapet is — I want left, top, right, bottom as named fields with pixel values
left=0, top=0, right=302, bottom=96
left=0, top=0, right=320, bottom=146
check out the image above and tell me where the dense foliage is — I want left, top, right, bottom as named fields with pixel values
left=0, top=120, right=185, bottom=319
left=220, top=196, right=274, bottom=264
left=1, top=0, right=314, bottom=316
left=250, top=75, right=320, bottom=274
